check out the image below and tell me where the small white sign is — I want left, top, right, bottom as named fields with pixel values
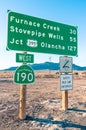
left=60, top=74, right=73, bottom=91
left=59, top=56, right=73, bottom=73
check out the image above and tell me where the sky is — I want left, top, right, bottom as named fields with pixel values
left=0, top=0, right=86, bottom=69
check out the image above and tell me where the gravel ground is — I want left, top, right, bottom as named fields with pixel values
left=0, top=72, right=86, bottom=130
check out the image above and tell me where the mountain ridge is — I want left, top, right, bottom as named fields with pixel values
left=1, top=62, right=86, bottom=71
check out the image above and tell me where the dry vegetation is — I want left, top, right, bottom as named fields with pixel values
left=0, top=70, right=86, bottom=130
left=0, top=70, right=86, bottom=79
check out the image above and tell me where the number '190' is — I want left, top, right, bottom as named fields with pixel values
left=17, top=72, right=33, bottom=82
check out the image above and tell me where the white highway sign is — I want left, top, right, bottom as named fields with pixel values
left=59, top=56, right=73, bottom=73
left=60, top=74, right=73, bottom=91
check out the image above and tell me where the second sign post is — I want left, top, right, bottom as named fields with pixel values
left=59, top=56, right=73, bottom=110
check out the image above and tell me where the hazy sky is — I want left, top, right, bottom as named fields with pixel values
left=0, top=0, right=86, bottom=69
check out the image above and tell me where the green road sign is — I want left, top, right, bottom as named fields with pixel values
left=16, top=53, right=34, bottom=63
left=14, top=65, right=35, bottom=84
left=7, top=11, right=78, bottom=56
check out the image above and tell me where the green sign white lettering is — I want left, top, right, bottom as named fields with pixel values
left=14, top=65, right=35, bottom=84
left=16, top=53, right=34, bottom=63
left=7, top=11, right=78, bottom=56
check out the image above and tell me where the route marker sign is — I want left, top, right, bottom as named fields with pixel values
left=59, top=56, right=73, bottom=73
left=7, top=11, right=78, bottom=56
left=60, top=74, right=73, bottom=91
left=14, top=65, right=35, bottom=84
left=16, top=53, right=34, bottom=63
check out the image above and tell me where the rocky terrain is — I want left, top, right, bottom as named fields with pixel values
left=0, top=71, right=86, bottom=130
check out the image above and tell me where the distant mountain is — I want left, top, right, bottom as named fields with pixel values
left=73, top=64, right=86, bottom=71
left=4, top=67, right=17, bottom=71
left=31, top=62, right=59, bottom=70
left=2, top=62, right=86, bottom=71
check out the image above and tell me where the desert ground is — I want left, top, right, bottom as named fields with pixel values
left=0, top=71, right=86, bottom=130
